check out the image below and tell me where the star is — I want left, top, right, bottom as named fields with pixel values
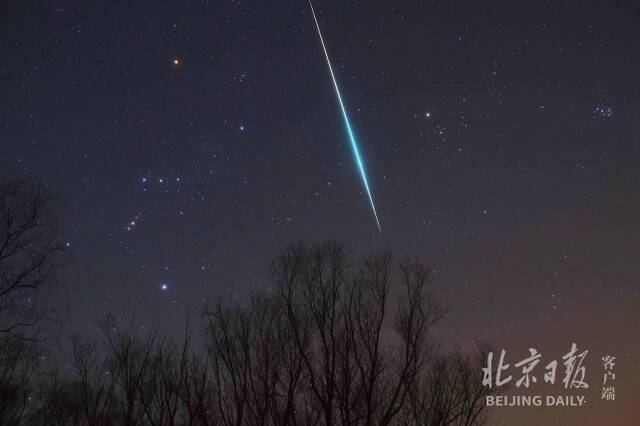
left=124, top=214, right=141, bottom=232
left=172, top=58, right=181, bottom=66
left=160, top=283, right=169, bottom=291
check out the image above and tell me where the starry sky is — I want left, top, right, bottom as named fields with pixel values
left=2, top=1, right=639, bottom=424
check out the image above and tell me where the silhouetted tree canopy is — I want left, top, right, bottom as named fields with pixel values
left=0, top=175, right=66, bottom=341
left=0, top=237, right=497, bottom=425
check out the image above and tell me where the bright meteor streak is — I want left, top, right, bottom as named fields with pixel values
left=308, top=0, right=382, bottom=233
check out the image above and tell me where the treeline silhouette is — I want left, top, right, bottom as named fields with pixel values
left=0, top=175, right=497, bottom=425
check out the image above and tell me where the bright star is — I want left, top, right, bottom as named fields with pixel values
left=160, top=283, right=168, bottom=291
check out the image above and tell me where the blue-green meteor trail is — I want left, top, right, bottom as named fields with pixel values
left=308, top=0, right=382, bottom=233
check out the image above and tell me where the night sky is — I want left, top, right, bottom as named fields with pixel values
left=2, top=1, right=639, bottom=424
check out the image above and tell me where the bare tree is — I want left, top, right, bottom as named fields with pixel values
left=0, top=175, right=67, bottom=341
left=0, top=336, right=40, bottom=425
left=68, top=333, right=121, bottom=425
left=0, top=174, right=67, bottom=425
left=1, top=240, right=498, bottom=425
left=201, top=241, right=485, bottom=426
left=399, top=342, right=498, bottom=426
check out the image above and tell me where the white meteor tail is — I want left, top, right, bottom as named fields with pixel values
left=308, top=0, right=382, bottom=233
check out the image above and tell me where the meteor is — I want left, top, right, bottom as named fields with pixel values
left=308, top=0, right=382, bottom=233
